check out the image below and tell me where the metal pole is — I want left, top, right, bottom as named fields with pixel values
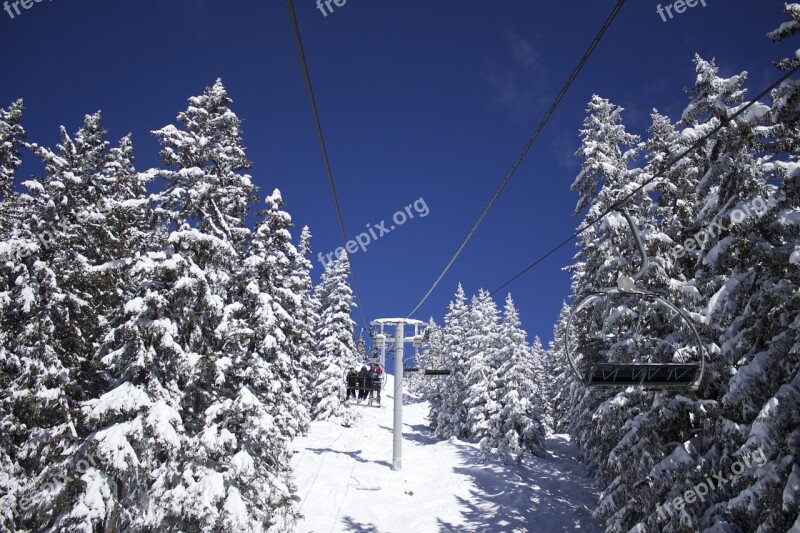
left=392, top=322, right=404, bottom=471
left=380, top=336, right=386, bottom=369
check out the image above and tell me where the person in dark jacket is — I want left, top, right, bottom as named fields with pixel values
left=366, top=365, right=376, bottom=400
left=346, top=367, right=357, bottom=400
left=357, top=366, right=368, bottom=401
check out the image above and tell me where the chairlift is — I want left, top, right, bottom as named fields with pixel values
left=344, top=362, right=387, bottom=407
left=404, top=325, right=451, bottom=376
left=563, top=209, right=706, bottom=390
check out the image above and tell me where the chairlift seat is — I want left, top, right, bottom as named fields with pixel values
left=584, top=363, right=700, bottom=387
left=346, top=375, right=383, bottom=392
left=403, top=367, right=450, bottom=375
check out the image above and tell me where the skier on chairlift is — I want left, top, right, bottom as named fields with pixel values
left=357, top=366, right=369, bottom=402
left=346, top=367, right=357, bottom=400
left=367, top=363, right=381, bottom=404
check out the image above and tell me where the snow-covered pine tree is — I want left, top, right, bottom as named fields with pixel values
left=0, top=99, right=24, bottom=203
left=245, top=189, right=310, bottom=441
left=291, top=226, right=320, bottom=408
left=562, top=90, right=726, bottom=531
left=529, top=336, right=549, bottom=410
left=462, top=289, right=501, bottom=443
left=566, top=94, right=647, bottom=484
left=687, top=10, right=800, bottom=529
left=196, top=188, right=313, bottom=531
left=542, top=302, right=578, bottom=434
left=434, top=284, right=471, bottom=439
left=151, top=79, right=257, bottom=245
left=634, top=55, right=779, bottom=532
left=0, top=98, right=27, bottom=532
left=311, top=253, right=359, bottom=424
left=1, top=112, right=148, bottom=531
left=0, top=98, right=25, bottom=358
left=585, top=42, right=798, bottom=531
left=53, top=81, right=305, bottom=531
left=142, top=80, right=264, bottom=530
left=577, top=77, right=731, bottom=530
left=481, top=294, right=546, bottom=464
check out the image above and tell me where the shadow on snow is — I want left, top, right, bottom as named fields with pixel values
left=435, top=434, right=602, bottom=532
left=305, top=447, right=392, bottom=469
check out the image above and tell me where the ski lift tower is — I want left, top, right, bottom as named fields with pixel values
left=370, top=318, right=425, bottom=471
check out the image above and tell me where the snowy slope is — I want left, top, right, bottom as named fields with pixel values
left=292, top=376, right=602, bottom=532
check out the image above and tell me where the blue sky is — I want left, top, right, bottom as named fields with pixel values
left=1, top=0, right=796, bottom=351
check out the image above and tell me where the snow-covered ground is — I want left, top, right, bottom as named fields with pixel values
left=292, top=376, right=602, bottom=532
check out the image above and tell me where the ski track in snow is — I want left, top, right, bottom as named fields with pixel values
left=292, top=377, right=602, bottom=532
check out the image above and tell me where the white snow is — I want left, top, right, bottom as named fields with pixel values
left=293, top=376, right=601, bottom=532
left=84, top=382, right=152, bottom=420
left=777, top=210, right=800, bottom=226
left=145, top=400, right=182, bottom=449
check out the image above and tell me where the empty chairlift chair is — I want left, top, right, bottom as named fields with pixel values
left=563, top=210, right=706, bottom=391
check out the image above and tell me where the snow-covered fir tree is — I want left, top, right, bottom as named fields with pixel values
left=542, top=302, right=578, bottom=434
left=0, top=98, right=28, bottom=532
left=555, top=10, right=800, bottom=527
left=462, top=290, right=501, bottom=442
left=0, top=112, right=153, bottom=531
left=565, top=94, right=648, bottom=485
left=0, top=99, right=24, bottom=203
left=480, top=295, right=546, bottom=463
left=40, top=80, right=304, bottom=531
left=311, top=253, right=359, bottom=424
left=245, top=189, right=311, bottom=441
left=434, top=284, right=471, bottom=439
left=291, top=226, right=321, bottom=407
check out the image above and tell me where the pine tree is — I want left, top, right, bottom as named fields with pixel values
left=311, top=254, right=358, bottom=424
left=434, top=284, right=471, bottom=439
left=689, top=11, right=800, bottom=530
left=641, top=55, right=779, bottom=532
left=291, top=226, right=320, bottom=410
left=245, top=189, right=310, bottom=441
left=0, top=98, right=28, bottom=532
left=151, top=79, right=256, bottom=244
left=566, top=95, right=647, bottom=484
left=529, top=337, right=549, bottom=405
left=481, top=295, right=546, bottom=463
left=542, top=302, right=578, bottom=434
left=52, top=81, right=305, bottom=531
left=0, top=99, right=24, bottom=203
left=462, top=290, right=501, bottom=442
left=1, top=112, right=140, bottom=530
left=573, top=42, right=799, bottom=532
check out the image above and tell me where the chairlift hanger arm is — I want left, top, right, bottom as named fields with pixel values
left=613, top=208, right=648, bottom=283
